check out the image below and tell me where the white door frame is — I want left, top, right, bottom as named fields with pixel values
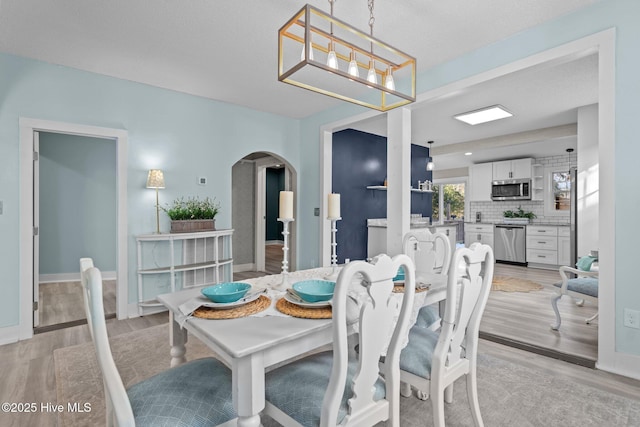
left=33, top=131, right=40, bottom=327
left=19, top=118, right=128, bottom=340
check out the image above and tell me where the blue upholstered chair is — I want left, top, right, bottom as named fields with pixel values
left=550, top=264, right=599, bottom=330
left=396, top=243, right=495, bottom=427
left=263, top=254, right=416, bottom=427
left=79, top=258, right=236, bottom=427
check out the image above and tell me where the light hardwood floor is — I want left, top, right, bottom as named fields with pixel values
left=265, top=243, right=284, bottom=274
left=37, top=280, right=116, bottom=330
left=483, top=263, right=598, bottom=367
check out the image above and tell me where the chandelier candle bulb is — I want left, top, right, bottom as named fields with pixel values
left=328, top=193, right=341, bottom=219
left=279, top=191, right=294, bottom=220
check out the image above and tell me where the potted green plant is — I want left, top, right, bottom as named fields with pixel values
left=502, top=205, right=536, bottom=224
left=163, top=196, right=220, bottom=233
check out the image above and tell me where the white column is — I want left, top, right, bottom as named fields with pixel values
left=577, top=104, right=599, bottom=257
left=386, top=108, right=412, bottom=256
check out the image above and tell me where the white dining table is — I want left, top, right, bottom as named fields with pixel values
left=157, top=266, right=448, bottom=427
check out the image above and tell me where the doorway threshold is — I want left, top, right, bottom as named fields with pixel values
left=480, top=331, right=596, bottom=369
left=34, top=313, right=116, bottom=334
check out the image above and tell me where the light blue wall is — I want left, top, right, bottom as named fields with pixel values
left=39, top=132, right=117, bottom=274
left=0, top=53, right=300, bottom=328
left=298, top=0, right=640, bottom=356
left=2, top=0, right=639, bottom=359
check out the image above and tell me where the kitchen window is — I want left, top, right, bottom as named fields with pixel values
left=543, top=166, right=571, bottom=217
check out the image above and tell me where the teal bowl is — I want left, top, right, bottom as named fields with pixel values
left=392, top=267, right=405, bottom=282
left=201, top=282, right=251, bottom=303
left=293, top=279, right=336, bottom=303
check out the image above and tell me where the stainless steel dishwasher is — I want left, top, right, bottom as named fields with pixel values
left=494, top=224, right=527, bottom=264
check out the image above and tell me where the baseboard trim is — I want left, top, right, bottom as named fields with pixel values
left=234, top=263, right=256, bottom=273
left=33, top=313, right=116, bottom=334
left=40, top=270, right=117, bottom=283
left=479, top=331, right=597, bottom=369
left=127, top=303, right=167, bottom=318
left=0, top=325, right=21, bottom=346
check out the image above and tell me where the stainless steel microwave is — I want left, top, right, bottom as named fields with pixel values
left=491, top=178, right=531, bottom=201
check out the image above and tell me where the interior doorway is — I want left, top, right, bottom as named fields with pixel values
left=320, top=31, right=614, bottom=368
left=231, top=152, right=297, bottom=275
left=34, top=131, right=117, bottom=332
left=19, top=118, right=128, bottom=341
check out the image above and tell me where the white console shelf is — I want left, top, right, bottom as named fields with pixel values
left=136, top=229, right=234, bottom=315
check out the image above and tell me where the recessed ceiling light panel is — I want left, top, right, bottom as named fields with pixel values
left=454, top=105, right=513, bottom=125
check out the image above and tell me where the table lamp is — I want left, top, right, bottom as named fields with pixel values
left=146, top=169, right=165, bottom=234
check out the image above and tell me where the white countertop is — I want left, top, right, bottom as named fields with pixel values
left=367, top=218, right=456, bottom=228
left=465, top=221, right=569, bottom=227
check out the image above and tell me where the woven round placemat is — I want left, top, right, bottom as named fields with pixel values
left=275, top=297, right=332, bottom=319
left=393, top=284, right=429, bottom=293
left=193, top=295, right=271, bottom=319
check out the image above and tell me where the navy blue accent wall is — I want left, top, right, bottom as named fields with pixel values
left=332, top=130, right=387, bottom=262
left=265, top=167, right=284, bottom=241
left=332, top=129, right=433, bottom=263
left=410, top=144, right=433, bottom=217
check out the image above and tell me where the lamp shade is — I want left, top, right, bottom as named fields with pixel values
left=146, top=169, right=165, bottom=189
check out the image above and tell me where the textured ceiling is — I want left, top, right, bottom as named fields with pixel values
left=0, top=0, right=598, bottom=118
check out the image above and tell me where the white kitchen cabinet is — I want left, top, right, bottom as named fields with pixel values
left=492, top=158, right=532, bottom=180
left=557, top=226, right=571, bottom=266
left=431, top=225, right=457, bottom=252
left=136, top=230, right=234, bottom=315
left=526, top=225, right=558, bottom=268
left=468, top=163, right=493, bottom=201
left=465, top=223, right=494, bottom=250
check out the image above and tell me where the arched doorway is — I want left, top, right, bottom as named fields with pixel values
left=231, top=152, right=297, bottom=276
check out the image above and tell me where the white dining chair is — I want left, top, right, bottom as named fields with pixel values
left=402, top=229, right=452, bottom=331
left=397, top=243, right=495, bottom=427
left=263, top=253, right=416, bottom=427
left=79, top=258, right=237, bottom=427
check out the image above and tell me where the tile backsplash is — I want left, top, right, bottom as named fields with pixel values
left=470, top=153, right=576, bottom=225
left=470, top=200, right=567, bottom=224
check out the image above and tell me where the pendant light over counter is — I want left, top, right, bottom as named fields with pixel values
left=426, top=141, right=435, bottom=171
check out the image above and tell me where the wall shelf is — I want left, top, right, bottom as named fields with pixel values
left=366, top=185, right=433, bottom=193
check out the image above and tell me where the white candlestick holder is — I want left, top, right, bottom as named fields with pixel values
left=276, top=217, right=294, bottom=290
left=326, top=217, right=342, bottom=280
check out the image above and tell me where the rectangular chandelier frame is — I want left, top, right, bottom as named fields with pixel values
left=278, top=4, right=416, bottom=112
